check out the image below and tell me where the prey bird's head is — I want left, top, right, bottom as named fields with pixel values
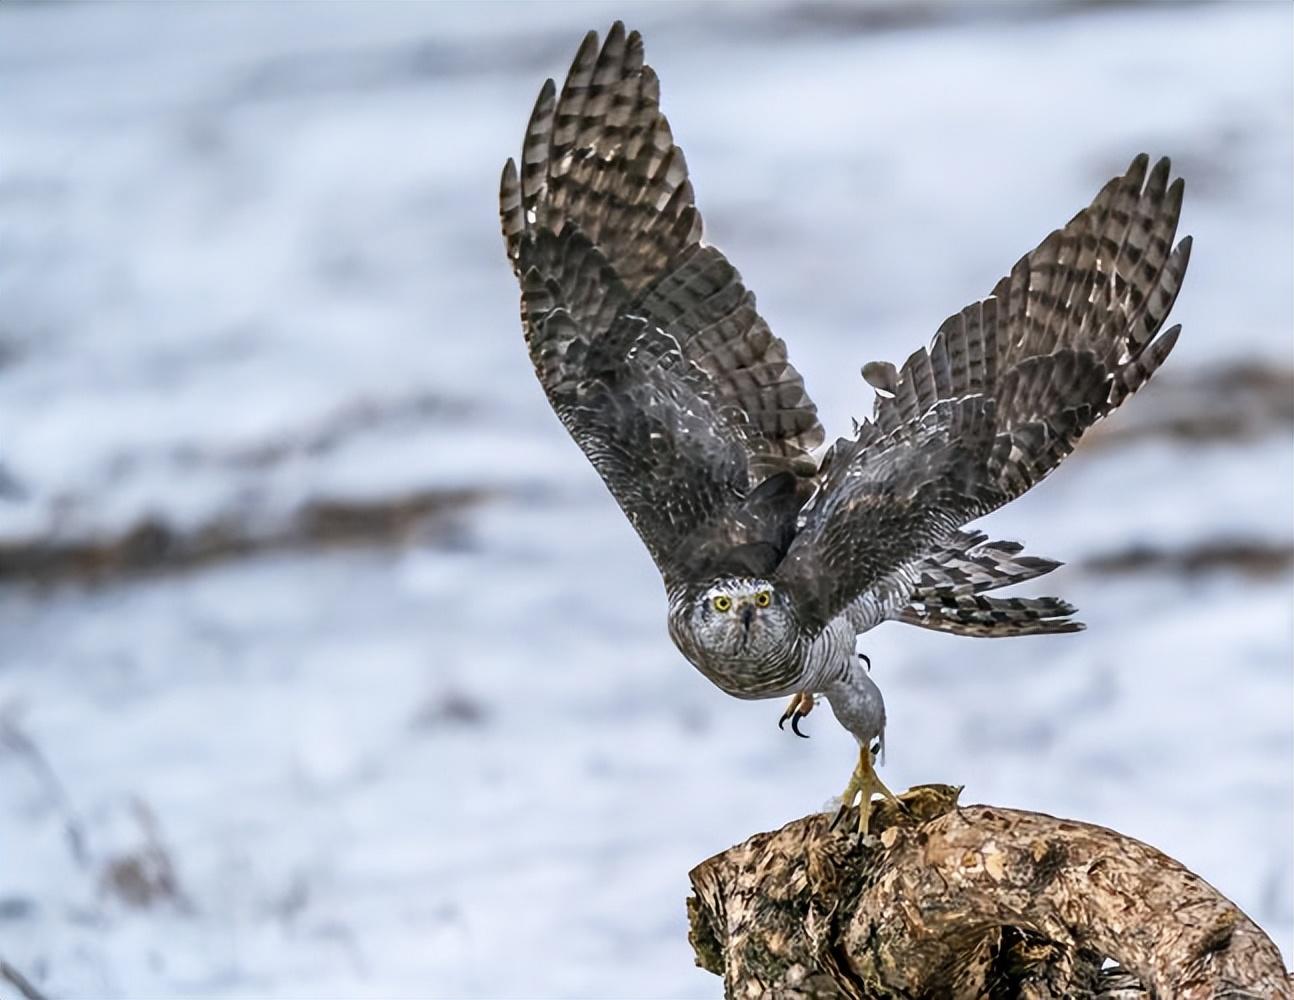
left=676, top=577, right=796, bottom=663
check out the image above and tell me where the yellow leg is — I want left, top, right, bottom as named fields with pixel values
left=838, top=744, right=899, bottom=835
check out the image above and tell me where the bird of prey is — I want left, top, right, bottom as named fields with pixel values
left=500, top=22, right=1190, bottom=833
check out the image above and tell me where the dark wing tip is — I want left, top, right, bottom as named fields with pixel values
left=1145, top=155, right=1172, bottom=198
left=572, top=29, right=600, bottom=71
left=500, top=158, right=523, bottom=258
left=519, top=78, right=557, bottom=204
left=1156, top=323, right=1184, bottom=352
left=1018, top=555, right=1064, bottom=573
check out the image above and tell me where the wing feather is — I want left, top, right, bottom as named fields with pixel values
left=784, top=156, right=1190, bottom=634
left=868, top=154, right=1191, bottom=509
left=508, top=34, right=1192, bottom=630
left=776, top=397, right=999, bottom=631
left=502, top=23, right=823, bottom=584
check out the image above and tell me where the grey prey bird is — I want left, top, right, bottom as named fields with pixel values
left=500, top=23, right=1190, bottom=833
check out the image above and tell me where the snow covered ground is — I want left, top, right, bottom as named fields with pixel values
left=0, top=2, right=1290, bottom=996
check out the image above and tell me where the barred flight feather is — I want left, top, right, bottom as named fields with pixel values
left=898, top=595, right=1085, bottom=638
left=503, top=23, right=824, bottom=585
left=504, top=22, right=1190, bottom=676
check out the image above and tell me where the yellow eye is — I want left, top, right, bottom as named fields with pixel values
left=755, top=590, right=771, bottom=608
left=712, top=594, right=732, bottom=613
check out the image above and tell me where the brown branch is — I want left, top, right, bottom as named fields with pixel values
left=688, top=785, right=1293, bottom=999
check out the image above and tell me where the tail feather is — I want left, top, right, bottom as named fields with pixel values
left=911, top=531, right=1063, bottom=597
left=899, top=593, right=1084, bottom=637
left=902, top=532, right=1080, bottom=637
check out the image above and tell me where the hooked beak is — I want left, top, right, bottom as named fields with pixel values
left=741, top=604, right=754, bottom=630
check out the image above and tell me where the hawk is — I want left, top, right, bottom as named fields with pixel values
left=500, top=22, right=1190, bottom=833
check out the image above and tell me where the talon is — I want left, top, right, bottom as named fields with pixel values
left=778, top=691, right=815, bottom=736
left=858, top=652, right=871, bottom=671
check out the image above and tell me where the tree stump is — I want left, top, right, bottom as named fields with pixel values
left=687, top=785, right=1292, bottom=999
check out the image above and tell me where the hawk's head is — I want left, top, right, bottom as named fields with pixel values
left=674, top=577, right=797, bottom=667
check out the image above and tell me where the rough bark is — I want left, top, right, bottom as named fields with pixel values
left=688, top=785, right=1292, bottom=999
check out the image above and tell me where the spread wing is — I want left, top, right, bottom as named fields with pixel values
left=778, top=154, right=1191, bottom=633
left=500, top=22, right=824, bottom=587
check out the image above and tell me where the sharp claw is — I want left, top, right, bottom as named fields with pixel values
left=858, top=652, right=871, bottom=671
left=829, top=804, right=849, bottom=831
left=779, top=693, right=814, bottom=735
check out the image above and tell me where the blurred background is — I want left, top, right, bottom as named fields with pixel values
left=0, top=1, right=1290, bottom=997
